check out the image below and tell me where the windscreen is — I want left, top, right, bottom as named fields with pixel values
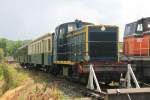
left=124, top=22, right=137, bottom=36
left=143, top=18, right=150, bottom=32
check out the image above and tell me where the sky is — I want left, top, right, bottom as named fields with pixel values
left=0, top=0, right=149, bottom=41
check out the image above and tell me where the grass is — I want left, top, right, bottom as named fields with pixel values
left=0, top=63, right=67, bottom=100
left=24, top=83, right=63, bottom=100
left=0, top=63, right=87, bottom=100
left=0, top=65, right=4, bottom=81
left=0, top=63, right=29, bottom=96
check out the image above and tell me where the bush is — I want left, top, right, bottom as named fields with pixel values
left=0, top=48, right=4, bottom=62
left=0, top=63, right=29, bottom=96
left=0, top=64, right=4, bottom=81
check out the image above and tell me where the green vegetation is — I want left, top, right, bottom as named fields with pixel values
left=0, top=64, right=66, bottom=100
left=0, top=63, right=29, bottom=96
left=0, top=38, right=30, bottom=56
left=0, top=38, right=6, bottom=56
left=0, top=48, right=4, bottom=62
left=118, top=42, right=123, bottom=52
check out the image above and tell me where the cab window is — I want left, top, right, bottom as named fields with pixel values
left=68, top=24, right=76, bottom=32
left=124, top=22, right=136, bottom=36
left=59, top=28, right=65, bottom=39
left=147, top=23, right=150, bottom=28
left=137, top=24, right=143, bottom=32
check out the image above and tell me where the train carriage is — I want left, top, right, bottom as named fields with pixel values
left=15, top=33, right=53, bottom=70
left=15, top=44, right=28, bottom=66
left=27, top=33, right=53, bottom=70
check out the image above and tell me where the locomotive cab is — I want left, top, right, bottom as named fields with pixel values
left=53, top=20, right=93, bottom=62
left=54, top=20, right=119, bottom=64
left=124, top=17, right=150, bottom=56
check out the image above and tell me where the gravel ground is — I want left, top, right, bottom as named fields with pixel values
left=53, top=78, right=86, bottom=97
left=27, top=69, right=92, bottom=100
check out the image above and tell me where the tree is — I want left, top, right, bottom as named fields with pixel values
left=0, top=37, right=30, bottom=56
left=0, top=48, right=4, bottom=62
left=6, top=40, right=23, bottom=56
left=0, top=38, right=6, bottom=56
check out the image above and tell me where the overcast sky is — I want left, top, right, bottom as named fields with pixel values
left=0, top=0, right=149, bottom=41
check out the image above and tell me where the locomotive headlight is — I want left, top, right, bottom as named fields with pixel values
left=83, top=55, right=90, bottom=62
left=101, top=26, right=106, bottom=31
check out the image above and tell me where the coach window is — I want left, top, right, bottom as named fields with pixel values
left=32, top=45, right=33, bottom=54
left=42, top=41, right=44, bottom=52
left=41, top=42, right=42, bottom=53
left=36, top=44, right=37, bottom=54
left=34, top=44, right=36, bottom=54
left=43, top=41, right=44, bottom=52
left=38, top=43, right=39, bottom=53
left=37, top=43, right=38, bottom=53
left=34, top=44, right=35, bottom=54
left=36, top=43, right=38, bottom=53
left=45, top=40, right=46, bottom=52
left=35, top=44, right=37, bottom=54
left=48, top=39, right=51, bottom=52
left=33, top=44, right=35, bottom=54
left=33, top=45, right=35, bottom=54
left=38, top=43, right=40, bottom=53
left=40, top=42, right=41, bottom=53
left=33, top=44, right=34, bottom=54
left=39, top=42, right=41, bottom=53
left=46, top=40, right=48, bottom=52
left=45, top=40, right=47, bottom=52
left=32, top=45, right=34, bottom=54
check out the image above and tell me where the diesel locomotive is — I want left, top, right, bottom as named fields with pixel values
left=123, top=17, right=150, bottom=82
left=15, top=20, right=127, bottom=84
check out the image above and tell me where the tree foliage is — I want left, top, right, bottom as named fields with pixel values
left=0, top=48, right=4, bottom=62
left=0, top=38, right=30, bottom=56
left=0, top=38, right=6, bottom=56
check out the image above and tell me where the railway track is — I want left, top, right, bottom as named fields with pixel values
left=23, top=65, right=111, bottom=100
left=23, top=64, right=150, bottom=100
